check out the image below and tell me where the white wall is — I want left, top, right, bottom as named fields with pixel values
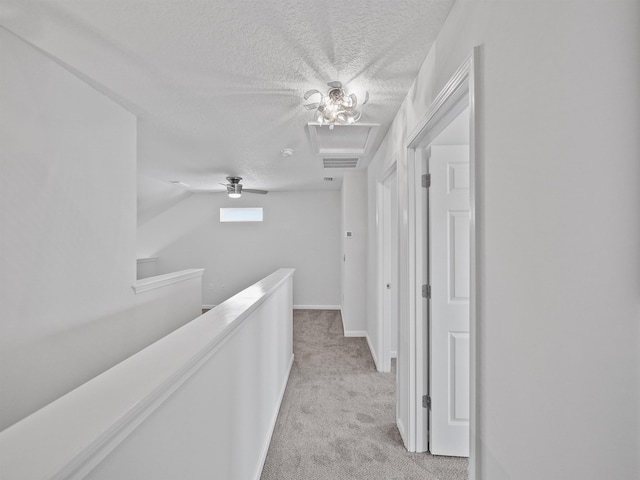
left=340, top=172, right=368, bottom=335
left=137, top=190, right=341, bottom=307
left=366, top=1, right=640, bottom=478
left=0, top=29, right=202, bottom=430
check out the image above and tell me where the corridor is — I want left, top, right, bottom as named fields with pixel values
left=261, top=310, right=468, bottom=480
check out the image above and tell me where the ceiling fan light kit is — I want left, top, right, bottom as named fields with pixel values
left=221, top=176, right=268, bottom=198
left=304, top=81, right=368, bottom=130
left=228, top=186, right=242, bottom=198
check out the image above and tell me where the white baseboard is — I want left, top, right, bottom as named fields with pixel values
left=344, top=330, right=367, bottom=338
left=254, top=353, right=294, bottom=480
left=211, top=303, right=341, bottom=312
left=365, top=333, right=381, bottom=371
left=397, top=415, right=409, bottom=451
left=293, top=305, right=340, bottom=310
left=211, top=304, right=341, bottom=312
left=339, top=307, right=366, bottom=338
left=293, top=305, right=341, bottom=310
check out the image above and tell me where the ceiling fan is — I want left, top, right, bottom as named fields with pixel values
left=170, top=176, right=268, bottom=197
left=220, top=176, right=268, bottom=198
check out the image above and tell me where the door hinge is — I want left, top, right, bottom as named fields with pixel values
left=422, top=395, right=431, bottom=409
left=422, top=173, right=431, bottom=188
left=422, top=284, right=431, bottom=299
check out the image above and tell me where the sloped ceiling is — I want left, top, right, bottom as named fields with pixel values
left=0, top=0, right=455, bottom=224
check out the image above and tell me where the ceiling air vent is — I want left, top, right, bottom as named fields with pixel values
left=323, top=157, right=359, bottom=169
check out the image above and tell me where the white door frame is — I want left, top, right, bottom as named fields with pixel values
left=403, top=49, right=479, bottom=475
left=376, top=160, right=398, bottom=372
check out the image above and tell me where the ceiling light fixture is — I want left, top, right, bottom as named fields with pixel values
left=304, top=81, right=369, bottom=130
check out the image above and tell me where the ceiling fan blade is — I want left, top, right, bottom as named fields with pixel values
left=327, top=81, right=342, bottom=89
left=170, top=180, right=191, bottom=189
left=188, top=189, right=218, bottom=194
left=303, top=89, right=321, bottom=100
left=243, top=188, right=268, bottom=195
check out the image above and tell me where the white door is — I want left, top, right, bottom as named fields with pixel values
left=383, top=170, right=399, bottom=368
left=429, top=145, right=470, bottom=457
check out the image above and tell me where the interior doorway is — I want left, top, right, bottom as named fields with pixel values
left=401, top=51, right=478, bottom=466
left=381, top=168, right=399, bottom=372
left=425, top=109, right=471, bottom=457
left=411, top=103, right=470, bottom=456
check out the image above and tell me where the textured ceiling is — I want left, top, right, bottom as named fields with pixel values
left=0, top=0, right=455, bottom=223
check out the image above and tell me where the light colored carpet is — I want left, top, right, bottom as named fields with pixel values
left=260, top=309, right=468, bottom=480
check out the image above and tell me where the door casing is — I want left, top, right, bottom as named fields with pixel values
left=376, top=164, right=399, bottom=373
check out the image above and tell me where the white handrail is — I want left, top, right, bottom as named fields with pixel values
left=0, top=268, right=295, bottom=480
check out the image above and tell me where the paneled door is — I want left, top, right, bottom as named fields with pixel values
left=429, top=145, right=470, bottom=457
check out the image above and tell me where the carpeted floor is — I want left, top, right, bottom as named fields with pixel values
left=260, top=309, right=468, bottom=480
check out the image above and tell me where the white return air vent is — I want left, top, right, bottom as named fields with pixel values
left=323, top=157, right=359, bottom=169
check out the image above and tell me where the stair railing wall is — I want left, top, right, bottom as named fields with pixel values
left=0, top=268, right=295, bottom=480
